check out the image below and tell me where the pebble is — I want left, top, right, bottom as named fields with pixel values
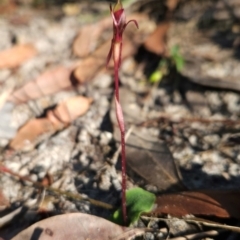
left=79, top=153, right=90, bottom=167
left=99, top=131, right=112, bottom=146
left=223, top=92, right=240, bottom=113
left=92, top=72, right=112, bottom=89
left=203, top=134, right=220, bottom=146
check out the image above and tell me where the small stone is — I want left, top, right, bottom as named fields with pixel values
left=156, top=231, right=166, bottom=239
left=223, top=92, right=240, bottom=113
left=229, top=164, right=240, bottom=177
left=78, top=129, right=91, bottom=144
left=189, top=134, right=197, bottom=146
left=29, top=174, right=38, bottom=182
left=203, top=134, right=220, bottom=146
left=206, top=91, right=222, bottom=109
left=192, top=155, right=203, bottom=166
left=6, top=161, right=21, bottom=173
left=99, top=173, right=111, bottom=191
left=79, top=153, right=90, bottom=167
left=92, top=73, right=112, bottom=89
left=100, top=131, right=112, bottom=146
left=112, top=178, right=121, bottom=191
left=144, top=232, right=155, bottom=240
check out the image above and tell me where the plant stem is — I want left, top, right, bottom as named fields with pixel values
left=114, top=41, right=127, bottom=224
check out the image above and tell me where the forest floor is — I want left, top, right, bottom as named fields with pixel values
left=0, top=0, right=240, bottom=239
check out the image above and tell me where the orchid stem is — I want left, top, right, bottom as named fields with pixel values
left=107, top=0, right=137, bottom=225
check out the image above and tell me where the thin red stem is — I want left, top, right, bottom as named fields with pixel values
left=120, top=126, right=126, bottom=224
left=113, top=41, right=127, bottom=225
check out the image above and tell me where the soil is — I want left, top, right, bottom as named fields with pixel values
left=0, top=0, right=240, bottom=239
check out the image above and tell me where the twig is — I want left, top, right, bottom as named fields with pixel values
left=184, top=218, right=240, bottom=234
left=111, top=125, right=134, bottom=165
left=138, top=115, right=240, bottom=127
left=169, top=230, right=219, bottom=240
left=0, top=199, right=37, bottom=228
left=0, top=164, right=113, bottom=210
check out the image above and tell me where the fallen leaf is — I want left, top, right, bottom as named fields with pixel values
left=166, top=0, right=180, bottom=11
left=144, top=22, right=170, bottom=56
left=72, top=17, right=112, bottom=58
left=53, top=95, right=92, bottom=124
left=0, top=44, right=37, bottom=69
left=0, top=0, right=16, bottom=15
left=9, top=96, right=92, bottom=151
left=143, top=0, right=179, bottom=56
left=73, top=35, right=136, bottom=84
left=8, top=66, right=74, bottom=104
left=110, top=88, right=185, bottom=192
left=153, top=190, right=240, bottom=219
left=125, top=127, right=184, bottom=192
left=12, top=213, right=144, bottom=240
left=62, top=3, right=81, bottom=16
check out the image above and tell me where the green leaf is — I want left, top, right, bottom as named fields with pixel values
left=170, top=45, right=180, bottom=57
left=170, top=45, right=185, bottom=71
left=112, top=187, right=156, bottom=226
left=174, top=56, right=184, bottom=71
left=149, top=70, right=163, bottom=83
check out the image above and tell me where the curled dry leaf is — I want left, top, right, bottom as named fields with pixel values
left=12, top=213, right=144, bottom=240
left=9, top=96, right=92, bottom=151
left=153, top=190, right=240, bottom=219
left=8, top=66, right=74, bottom=104
left=0, top=44, right=37, bottom=69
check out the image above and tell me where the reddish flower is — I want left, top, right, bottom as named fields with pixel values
left=106, top=0, right=138, bottom=69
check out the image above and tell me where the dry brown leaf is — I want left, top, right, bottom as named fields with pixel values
left=0, top=0, right=16, bottom=15
left=72, top=17, right=112, bottom=58
left=154, top=190, right=240, bottom=219
left=166, top=0, right=180, bottom=11
left=110, top=88, right=184, bottom=192
left=143, top=0, right=179, bottom=56
left=9, top=118, right=54, bottom=151
left=53, top=95, right=92, bottom=123
left=74, top=36, right=136, bottom=83
left=12, top=213, right=144, bottom=240
left=9, top=96, right=92, bottom=151
left=125, top=127, right=185, bottom=192
left=144, top=22, right=170, bottom=56
left=0, top=44, right=37, bottom=69
left=8, top=66, right=74, bottom=104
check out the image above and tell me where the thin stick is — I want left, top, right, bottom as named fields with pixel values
left=137, top=114, right=240, bottom=127
left=0, top=165, right=113, bottom=210
left=169, top=230, right=219, bottom=240
left=111, top=125, right=134, bottom=165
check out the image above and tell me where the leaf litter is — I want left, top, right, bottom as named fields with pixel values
left=0, top=0, right=240, bottom=240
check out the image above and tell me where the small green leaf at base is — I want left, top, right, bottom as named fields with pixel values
left=112, top=187, right=156, bottom=226
left=149, top=70, right=163, bottom=83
